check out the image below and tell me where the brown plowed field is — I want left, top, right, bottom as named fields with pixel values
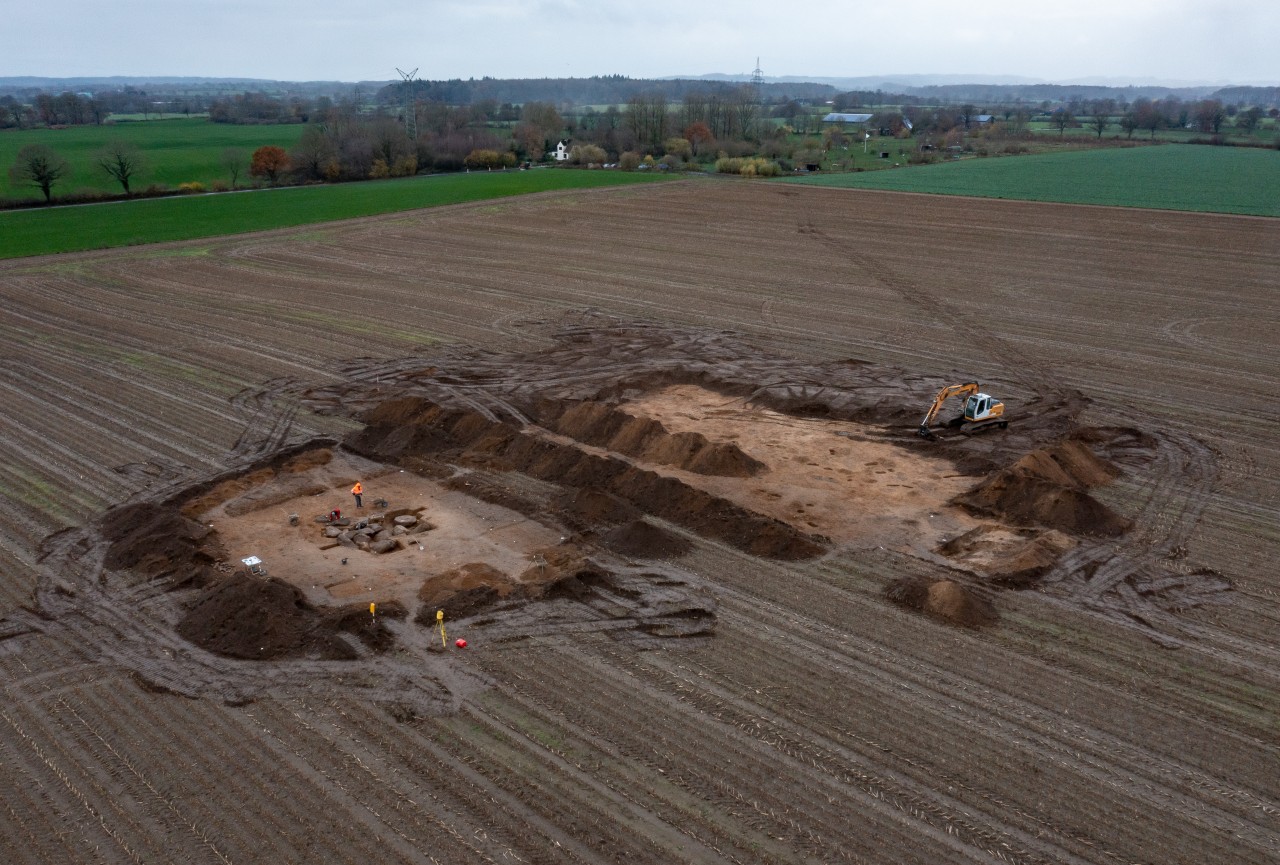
left=1, top=179, right=1278, bottom=864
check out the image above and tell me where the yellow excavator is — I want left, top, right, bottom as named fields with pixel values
left=918, top=382, right=1008, bottom=440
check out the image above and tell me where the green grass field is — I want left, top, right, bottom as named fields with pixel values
left=0, top=169, right=670, bottom=259
left=1, top=117, right=305, bottom=200
left=787, top=144, right=1280, bottom=216
left=1025, top=119, right=1279, bottom=146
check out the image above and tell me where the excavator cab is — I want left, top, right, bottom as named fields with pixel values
left=965, top=393, right=997, bottom=421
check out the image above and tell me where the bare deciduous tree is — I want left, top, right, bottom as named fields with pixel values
left=9, top=143, right=70, bottom=203
left=290, top=127, right=337, bottom=181
left=1237, top=106, right=1263, bottom=134
left=221, top=148, right=248, bottom=188
left=1089, top=109, right=1110, bottom=138
left=1193, top=100, right=1227, bottom=134
left=96, top=140, right=145, bottom=194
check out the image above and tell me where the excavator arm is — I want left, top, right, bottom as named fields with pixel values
left=918, top=382, right=979, bottom=438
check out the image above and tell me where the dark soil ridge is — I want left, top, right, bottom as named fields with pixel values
left=411, top=543, right=710, bottom=633
left=952, top=439, right=1132, bottom=538
left=347, top=397, right=827, bottom=561
left=176, top=575, right=406, bottom=661
left=543, top=399, right=765, bottom=478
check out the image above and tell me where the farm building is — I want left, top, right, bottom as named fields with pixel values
left=822, top=113, right=874, bottom=125
left=553, top=140, right=571, bottom=162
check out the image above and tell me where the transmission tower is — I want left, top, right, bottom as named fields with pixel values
left=396, top=67, right=419, bottom=140
left=750, top=57, right=764, bottom=104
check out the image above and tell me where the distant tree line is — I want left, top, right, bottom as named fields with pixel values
left=0, top=87, right=214, bottom=128
left=889, top=83, right=1280, bottom=107
left=889, top=96, right=1276, bottom=143
left=375, top=76, right=833, bottom=108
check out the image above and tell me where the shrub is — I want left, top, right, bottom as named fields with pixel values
left=369, top=159, right=391, bottom=179
left=662, top=137, right=691, bottom=159
left=392, top=155, right=418, bottom=177
left=463, top=149, right=504, bottom=170
left=714, top=157, right=780, bottom=177
left=570, top=144, right=607, bottom=165
left=720, top=140, right=757, bottom=158
left=210, top=180, right=229, bottom=192
left=759, top=138, right=792, bottom=159
left=177, top=182, right=206, bottom=194
left=619, top=151, right=641, bottom=171
left=63, top=188, right=109, bottom=204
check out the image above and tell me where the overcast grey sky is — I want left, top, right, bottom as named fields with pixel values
left=8, top=0, right=1277, bottom=84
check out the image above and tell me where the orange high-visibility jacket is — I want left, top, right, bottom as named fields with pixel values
left=351, top=482, right=363, bottom=495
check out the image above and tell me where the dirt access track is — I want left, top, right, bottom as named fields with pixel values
left=0, top=179, right=1277, bottom=865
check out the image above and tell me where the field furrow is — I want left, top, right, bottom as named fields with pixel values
left=1, top=180, right=1277, bottom=864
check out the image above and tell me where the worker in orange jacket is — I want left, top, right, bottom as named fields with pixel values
left=351, top=481, right=363, bottom=508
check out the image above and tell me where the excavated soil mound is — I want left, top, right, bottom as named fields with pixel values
left=986, top=530, right=1075, bottom=587
left=176, top=572, right=402, bottom=660
left=556, top=486, right=642, bottom=529
left=1015, top=439, right=1119, bottom=488
left=938, top=525, right=1077, bottom=587
left=412, top=543, right=657, bottom=624
left=953, top=440, right=1131, bottom=537
left=418, top=563, right=515, bottom=621
left=100, top=502, right=224, bottom=588
left=601, top=520, right=693, bottom=560
left=885, top=577, right=998, bottom=628
left=925, top=581, right=999, bottom=627
left=549, top=401, right=765, bottom=478
left=517, top=544, right=591, bottom=594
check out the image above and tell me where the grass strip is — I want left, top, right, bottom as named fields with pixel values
left=787, top=145, right=1280, bottom=216
left=1, top=170, right=668, bottom=259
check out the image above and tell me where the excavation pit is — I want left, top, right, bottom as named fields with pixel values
left=192, top=449, right=563, bottom=610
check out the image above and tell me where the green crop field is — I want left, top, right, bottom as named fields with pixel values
left=787, top=144, right=1280, bottom=216
left=0, top=117, right=306, bottom=200
left=0, top=169, right=670, bottom=259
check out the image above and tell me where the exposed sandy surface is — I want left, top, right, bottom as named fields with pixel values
left=199, top=452, right=562, bottom=609
left=621, top=383, right=981, bottom=552
left=1, top=180, right=1277, bottom=865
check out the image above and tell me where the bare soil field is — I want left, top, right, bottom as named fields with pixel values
left=1, top=179, right=1278, bottom=864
